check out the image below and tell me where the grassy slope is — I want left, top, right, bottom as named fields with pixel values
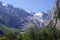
left=0, top=24, right=21, bottom=33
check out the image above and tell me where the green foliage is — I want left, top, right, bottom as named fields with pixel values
left=0, top=24, right=21, bottom=34
left=17, top=33, right=23, bottom=40
left=17, top=33, right=29, bottom=40
left=0, top=24, right=60, bottom=40
left=4, top=32, right=16, bottom=40
left=36, top=25, right=53, bottom=40
left=26, top=27, right=37, bottom=40
left=0, top=37, right=8, bottom=40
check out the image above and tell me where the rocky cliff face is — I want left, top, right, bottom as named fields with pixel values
left=52, top=0, right=60, bottom=29
left=0, top=1, right=52, bottom=29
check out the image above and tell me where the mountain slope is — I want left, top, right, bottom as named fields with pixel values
left=0, top=1, right=52, bottom=29
left=0, top=24, right=21, bottom=34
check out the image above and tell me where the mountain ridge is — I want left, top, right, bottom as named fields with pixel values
left=0, top=1, right=52, bottom=29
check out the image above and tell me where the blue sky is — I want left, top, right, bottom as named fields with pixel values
left=0, top=0, right=54, bottom=12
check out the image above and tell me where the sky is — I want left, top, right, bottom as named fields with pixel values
left=0, top=0, right=54, bottom=12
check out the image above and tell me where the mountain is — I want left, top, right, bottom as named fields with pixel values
left=0, top=1, right=52, bottom=29
left=30, top=10, right=52, bottom=27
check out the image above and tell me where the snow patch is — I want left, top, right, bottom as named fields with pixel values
left=2, top=2, right=8, bottom=7
left=34, top=12, right=43, bottom=17
left=27, top=11, right=31, bottom=13
left=40, top=19, right=44, bottom=22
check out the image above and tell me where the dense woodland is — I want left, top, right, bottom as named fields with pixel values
left=0, top=23, right=60, bottom=40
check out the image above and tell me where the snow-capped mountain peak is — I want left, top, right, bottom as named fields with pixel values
left=2, top=2, right=8, bottom=7
left=0, top=1, right=52, bottom=29
left=34, top=12, right=43, bottom=18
